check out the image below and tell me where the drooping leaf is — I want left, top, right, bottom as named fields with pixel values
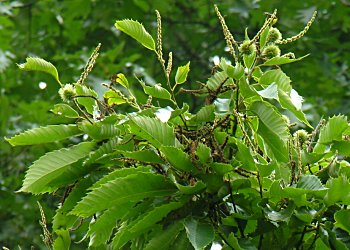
left=261, top=54, right=309, bottom=66
left=53, top=229, right=71, bottom=250
left=257, top=83, right=278, bottom=100
left=225, top=63, right=244, bottom=80
left=334, top=210, right=350, bottom=234
left=71, top=172, right=176, bottom=217
left=115, top=19, right=155, bottom=51
left=250, top=101, right=289, bottom=162
left=196, top=143, right=212, bottom=163
left=235, top=139, right=257, bottom=171
left=184, top=218, right=215, bottom=250
left=17, top=57, right=61, bottom=84
left=173, top=230, right=194, bottom=250
left=51, top=104, right=80, bottom=118
left=191, top=105, right=215, bottom=123
left=214, top=98, right=232, bottom=117
left=144, top=220, right=184, bottom=250
left=20, top=142, right=94, bottom=194
left=263, top=202, right=295, bottom=223
left=160, top=146, right=196, bottom=172
left=174, top=181, right=206, bottom=195
left=314, top=115, right=348, bottom=153
left=75, top=83, right=98, bottom=115
left=130, top=201, right=185, bottom=233
left=6, top=124, right=81, bottom=146
left=175, top=62, right=190, bottom=85
left=128, top=115, right=176, bottom=148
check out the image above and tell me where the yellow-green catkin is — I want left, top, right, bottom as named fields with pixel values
left=155, top=10, right=165, bottom=65
left=77, top=43, right=101, bottom=85
left=214, top=5, right=238, bottom=62
left=276, top=11, right=317, bottom=45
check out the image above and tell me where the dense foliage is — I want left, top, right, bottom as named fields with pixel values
left=5, top=4, right=350, bottom=249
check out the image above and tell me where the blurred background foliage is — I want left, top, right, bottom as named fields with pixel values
left=0, top=0, right=349, bottom=248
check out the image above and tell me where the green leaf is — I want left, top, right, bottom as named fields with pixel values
left=128, top=116, right=176, bottom=148
left=259, top=27, right=270, bottom=49
left=191, top=105, right=215, bottom=123
left=75, top=83, right=98, bottom=115
left=296, top=175, right=326, bottom=190
left=116, top=73, right=129, bottom=88
left=88, top=203, right=134, bottom=247
left=173, top=230, right=194, bottom=250
left=243, top=50, right=256, bottom=68
left=79, top=121, right=119, bottom=141
left=175, top=62, right=190, bottom=85
left=160, top=146, right=196, bottom=172
left=6, top=124, right=81, bottom=146
left=71, top=172, right=176, bottom=217
left=90, top=166, right=151, bottom=191
left=103, top=89, right=127, bottom=106
left=20, top=142, right=94, bottom=194
left=84, top=137, right=120, bottom=165
left=257, top=83, right=278, bottom=100
left=206, top=71, right=228, bottom=91
left=130, top=201, right=185, bottom=233
left=226, top=63, right=244, bottom=80
left=119, top=149, right=164, bottom=164
left=115, top=19, right=155, bottom=51
left=196, top=143, right=212, bottom=163
left=53, top=229, right=70, bottom=250
left=314, top=115, right=348, bottom=153
left=259, top=69, right=291, bottom=93
left=235, top=139, right=257, bottom=171
left=142, top=83, right=172, bottom=100
left=264, top=201, right=295, bottom=223
left=325, top=175, right=350, bottom=206
left=51, top=104, right=80, bottom=118
left=184, top=218, right=215, bottom=250
left=17, top=57, right=61, bottom=84
left=250, top=101, right=289, bottom=162
left=175, top=181, right=206, bottom=195
left=334, top=210, right=350, bottom=234
left=144, top=221, right=184, bottom=250
left=261, top=54, right=309, bottom=66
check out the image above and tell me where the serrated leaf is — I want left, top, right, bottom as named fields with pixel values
left=259, top=69, right=291, bottom=93
left=79, top=121, right=119, bottom=141
left=90, top=166, right=151, bottom=191
left=250, top=101, right=289, bottom=162
left=160, top=146, right=196, bottom=172
left=144, top=221, right=184, bottom=250
left=184, top=218, right=215, bottom=250
left=20, top=142, right=94, bottom=194
left=192, top=105, right=215, bottom=123
left=226, top=63, right=244, bottom=80
left=84, top=137, right=120, bottom=165
left=17, top=57, right=61, bottom=84
left=261, top=54, right=309, bottom=66
left=130, top=201, right=185, bottom=233
left=103, top=89, right=127, bottom=106
left=314, top=115, right=348, bottom=153
left=75, top=83, right=98, bottom=115
left=6, top=124, right=81, bottom=146
left=325, top=175, right=350, bottom=205
left=175, top=62, right=190, bottom=85
left=51, top=104, right=80, bottom=118
left=128, top=116, right=176, bottom=148
left=71, top=172, right=176, bottom=217
left=296, top=175, right=326, bottom=190
left=115, top=19, right=155, bottom=51
left=206, top=71, right=228, bottom=91
left=196, top=143, right=212, bottom=163
left=334, top=210, right=350, bottom=234
left=235, top=139, right=257, bottom=171
left=88, top=203, right=134, bottom=247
